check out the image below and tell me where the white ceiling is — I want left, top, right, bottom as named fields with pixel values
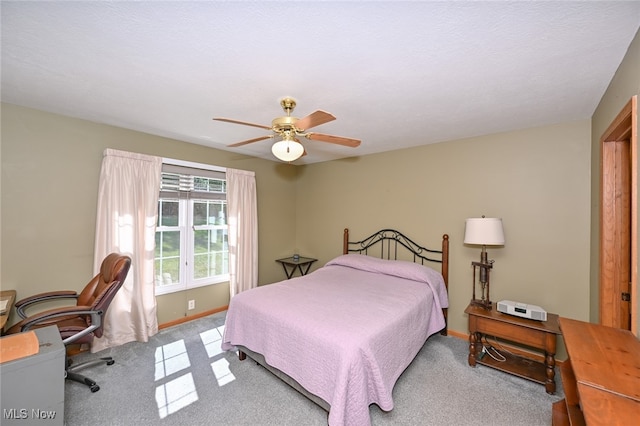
left=2, top=1, right=639, bottom=164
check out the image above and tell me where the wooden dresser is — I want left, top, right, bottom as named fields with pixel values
left=553, top=317, right=640, bottom=425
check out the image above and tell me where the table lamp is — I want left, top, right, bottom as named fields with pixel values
left=464, top=216, right=505, bottom=309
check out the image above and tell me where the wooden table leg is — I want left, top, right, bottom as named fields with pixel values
left=468, top=331, right=478, bottom=367
left=544, top=332, right=557, bottom=394
left=545, top=352, right=556, bottom=394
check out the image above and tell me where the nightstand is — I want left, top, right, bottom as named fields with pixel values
left=465, top=304, right=561, bottom=394
left=275, top=256, right=317, bottom=279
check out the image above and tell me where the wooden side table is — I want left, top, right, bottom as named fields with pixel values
left=275, top=256, right=317, bottom=279
left=465, top=304, right=561, bottom=394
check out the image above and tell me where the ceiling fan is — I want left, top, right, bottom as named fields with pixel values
left=213, top=97, right=361, bottom=161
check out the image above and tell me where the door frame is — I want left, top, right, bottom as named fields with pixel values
left=600, top=96, right=637, bottom=332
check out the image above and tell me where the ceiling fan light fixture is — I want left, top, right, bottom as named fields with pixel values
left=214, top=97, right=360, bottom=158
left=271, top=138, right=304, bottom=162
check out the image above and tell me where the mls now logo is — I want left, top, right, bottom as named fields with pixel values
left=3, top=408, right=57, bottom=420
left=3, top=409, right=27, bottom=419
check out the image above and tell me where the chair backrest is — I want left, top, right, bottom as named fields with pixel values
left=77, top=253, right=131, bottom=338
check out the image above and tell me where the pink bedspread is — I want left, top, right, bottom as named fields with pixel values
left=222, top=254, right=448, bottom=426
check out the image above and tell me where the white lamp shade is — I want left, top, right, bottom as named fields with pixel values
left=464, top=217, right=505, bottom=245
left=271, top=139, right=304, bottom=162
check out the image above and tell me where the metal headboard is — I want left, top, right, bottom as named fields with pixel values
left=342, top=228, right=449, bottom=287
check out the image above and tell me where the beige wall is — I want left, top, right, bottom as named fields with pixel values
left=591, top=28, right=640, bottom=334
left=0, top=105, right=594, bottom=342
left=0, top=103, right=298, bottom=325
left=2, top=28, right=637, bottom=338
left=297, top=121, right=592, bottom=339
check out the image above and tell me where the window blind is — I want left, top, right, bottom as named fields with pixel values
left=159, top=163, right=226, bottom=201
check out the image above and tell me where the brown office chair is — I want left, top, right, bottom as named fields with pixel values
left=6, top=253, right=131, bottom=392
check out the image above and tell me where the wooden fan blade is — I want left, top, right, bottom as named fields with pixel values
left=213, top=117, right=272, bottom=130
left=306, top=132, right=361, bottom=147
left=228, top=135, right=273, bottom=147
left=295, top=110, right=336, bottom=131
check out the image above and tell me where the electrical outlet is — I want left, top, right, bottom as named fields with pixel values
left=188, top=300, right=195, bottom=310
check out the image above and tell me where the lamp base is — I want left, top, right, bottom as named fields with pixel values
left=470, top=298, right=492, bottom=310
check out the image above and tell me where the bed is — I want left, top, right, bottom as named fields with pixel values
left=221, top=228, right=449, bottom=426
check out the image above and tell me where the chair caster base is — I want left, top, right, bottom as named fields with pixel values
left=66, top=356, right=115, bottom=392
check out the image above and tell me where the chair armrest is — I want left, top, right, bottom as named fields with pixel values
left=17, top=305, right=93, bottom=331
left=15, top=290, right=78, bottom=319
left=15, top=305, right=103, bottom=346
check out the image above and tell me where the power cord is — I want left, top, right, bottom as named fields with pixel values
left=486, top=335, right=515, bottom=357
left=479, top=336, right=506, bottom=362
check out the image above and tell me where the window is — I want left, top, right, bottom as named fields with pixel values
left=155, top=161, right=228, bottom=295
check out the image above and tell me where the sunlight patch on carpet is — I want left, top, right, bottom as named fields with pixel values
left=211, top=358, right=235, bottom=386
left=155, top=372, right=199, bottom=419
left=154, top=339, right=191, bottom=380
left=199, top=326, right=225, bottom=358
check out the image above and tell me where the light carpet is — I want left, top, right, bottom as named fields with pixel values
left=65, top=311, right=564, bottom=425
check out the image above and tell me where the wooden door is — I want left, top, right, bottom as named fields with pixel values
left=600, top=96, right=637, bottom=332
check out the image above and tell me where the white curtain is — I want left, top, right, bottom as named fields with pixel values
left=227, top=168, right=258, bottom=297
left=91, top=149, right=162, bottom=353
